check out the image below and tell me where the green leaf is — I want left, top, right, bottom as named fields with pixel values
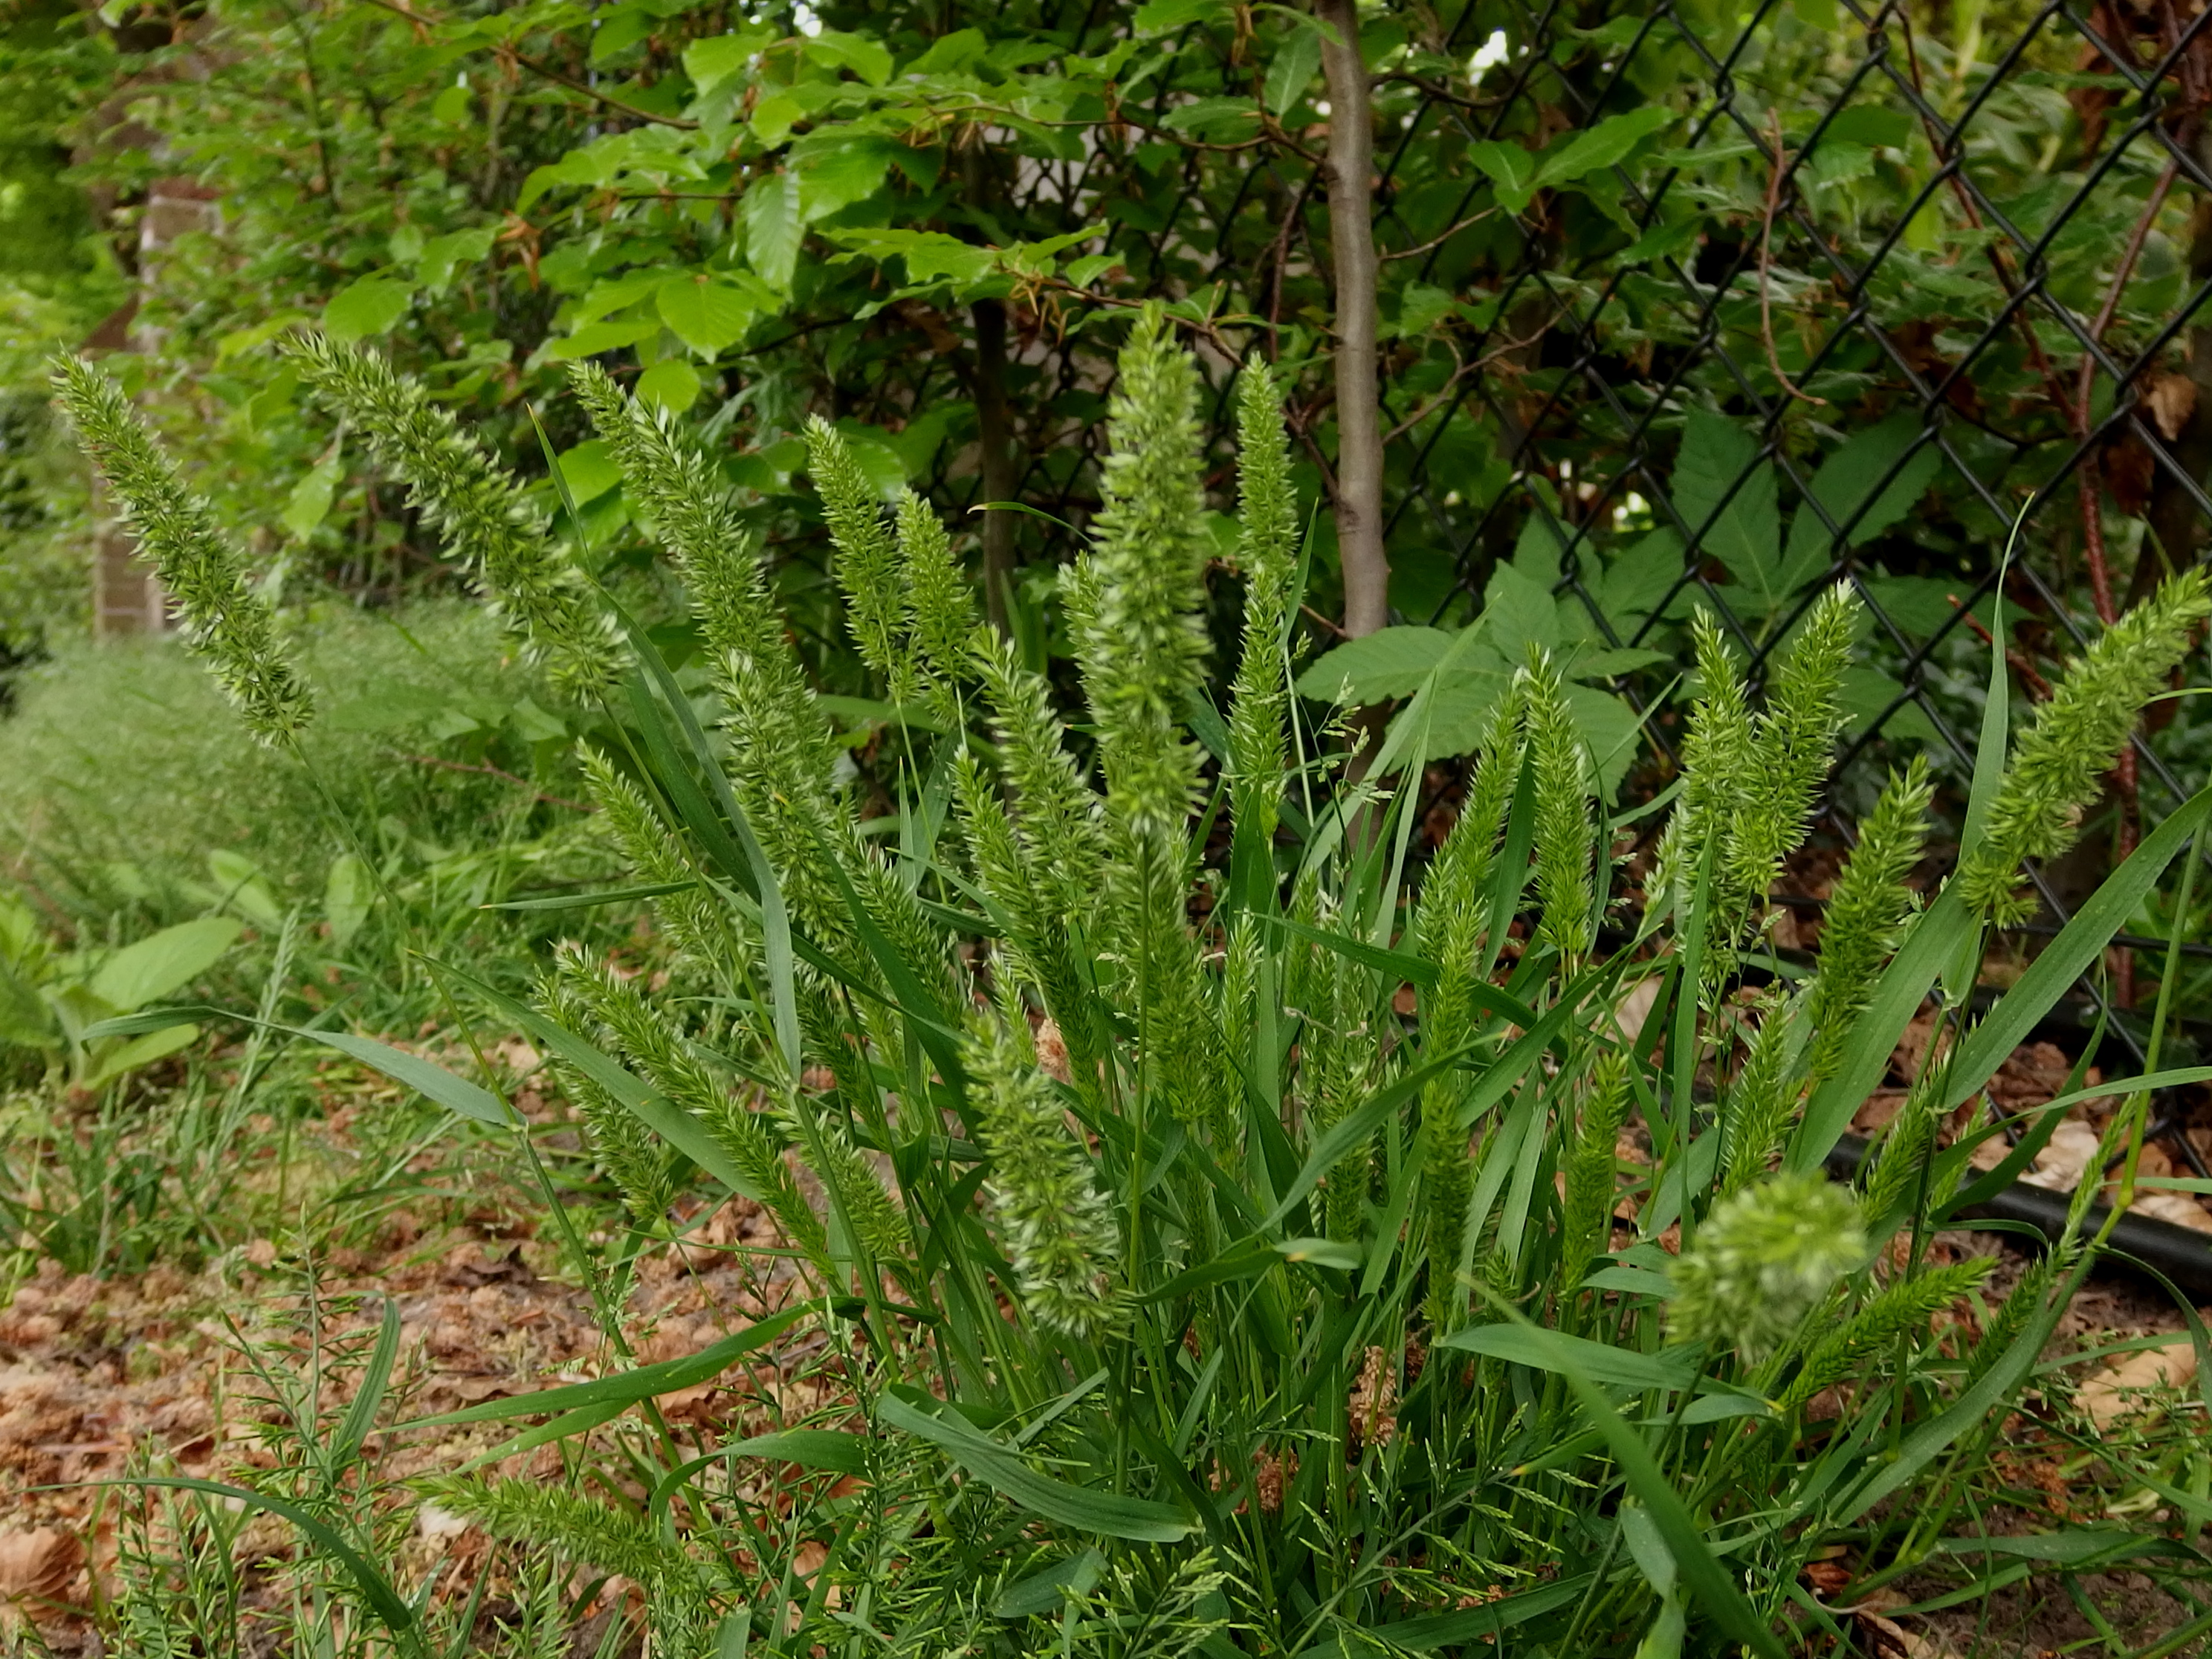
left=1467, top=140, right=1542, bottom=214
left=744, top=172, right=803, bottom=293
left=879, top=1388, right=1197, bottom=1542
left=89, top=918, right=242, bottom=1013
left=322, top=276, right=413, bottom=346
left=415, top=226, right=495, bottom=294
left=803, top=28, right=893, bottom=85
left=1133, top=0, right=1225, bottom=33
left=1439, top=1323, right=1699, bottom=1391
left=1294, top=626, right=1455, bottom=702
left=1264, top=20, right=1324, bottom=116
left=408, top=1304, right=817, bottom=1428
left=80, top=1022, right=200, bottom=1088
left=1781, top=413, right=1941, bottom=581
left=793, top=132, right=893, bottom=223
left=314, top=1030, right=514, bottom=1127
left=656, top=276, right=754, bottom=358
left=1534, top=106, right=1672, bottom=192
left=1672, top=412, right=1785, bottom=610
left=323, top=853, right=375, bottom=951
left=683, top=28, right=770, bottom=99
left=282, top=450, right=344, bottom=539
left=546, top=317, right=660, bottom=361
left=719, top=1428, right=872, bottom=1473
left=1789, top=885, right=1965, bottom=1170
left=557, top=439, right=622, bottom=505
left=638, top=359, right=702, bottom=414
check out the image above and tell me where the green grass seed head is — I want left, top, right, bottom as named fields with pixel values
left=1958, top=566, right=2212, bottom=922
left=1668, top=1172, right=1866, bottom=1357
left=285, top=334, right=620, bottom=697
left=49, top=356, right=314, bottom=743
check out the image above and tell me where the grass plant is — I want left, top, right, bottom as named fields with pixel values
left=39, top=317, right=2212, bottom=1656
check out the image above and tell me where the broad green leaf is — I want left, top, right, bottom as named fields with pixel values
left=803, top=28, right=892, bottom=86
left=323, top=853, right=375, bottom=951
left=1468, top=140, right=1542, bottom=213
left=1264, top=20, right=1324, bottom=116
left=683, top=28, right=770, bottom=99
left=879, top=1388, right=1196, bottom=1542
left=1133, top=0, right=1225, bottom=33
left=1294, top=625, right=1455, bottom=702
left=1533, top=106, right=1673, bottom=191
left=1781, top=412, right=1941, bottom=581
left=322, top=276, right=412, bottom=346
left=1564, top=683, right=1643, bottom=801
left=282, top=450, right=343, bottom=539
left=546, top=317, right=659, bottom=360
left=208, top=849, right=282, bottom=925
left=744, top=172, right=802, bottom=293
left=638, top=359, right=702, bottom=414
left=80, top=1022, right=199, bottom=1088
left=556, top=439, right=621, bottom=505
left=1672, top=411, right=1785, bottom=610
left=415, top=226, right=495, bottom=294
left=656, top=276, right=753, bottom=357
left=719, top=1428, right=872, bottom=1473
left=794, top=132, right=893, bottom=222
left=89, top=917, right=242, bottom=1013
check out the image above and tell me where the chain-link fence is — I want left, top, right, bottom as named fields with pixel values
left=896, top=0, right=2212, bottom=1183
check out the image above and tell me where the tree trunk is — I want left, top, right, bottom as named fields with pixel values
left=971, top=296, right=1019, bottom=634
left=1317, top=0, right=1387, bottom=640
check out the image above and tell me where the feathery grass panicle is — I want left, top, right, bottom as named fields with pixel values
left=1226, top=355, right=1300, bottom=849
left=802, top=1110, right=916, bottom=1272
left=423, top=1477, right=711, bottom=1621
left=966, top=1009, right=1124, bottom=1340
left=577, top=743, right=752, bottom=980
left=1523, top=654, right=1594, bottom=963
left=569, top=363, right=835, bottom=782
left=806, top=418, right=912, bottom=693
left=50, top=358, right=314, bottom=743
left=539, top=971, right=674, bottom=1225
left=1651, top=609, right=1756, bottom=921
left=1414, top=694, right=1525, bottom=1325
left=1860, top=1044, right=1955, bottom=1227
left=1777, top=1258, right=1992, bottom=1411
left=283, top=335, right=619, bottom=696
left=1727, top=583, right=1857, bottom=909
left=1668, top=1173, right=1865, bottom=1356
left=1957, top=567, right=2212, bottom=922
left=1719, top=998, right=1798, bottom=1194
left=1417, top=688, right=1524, bottom=994
left=1076, top=303, right=1211, bottom=836
left=1562, top=1051, right=1633, bottom=1287
left=897, top=488, right=980, bottom=689
left=971, top=627, right=1105, bottom=916
left=1803, top=757, right=1932, bottom=1084
left=553, top=942, right=828, bottom=1263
